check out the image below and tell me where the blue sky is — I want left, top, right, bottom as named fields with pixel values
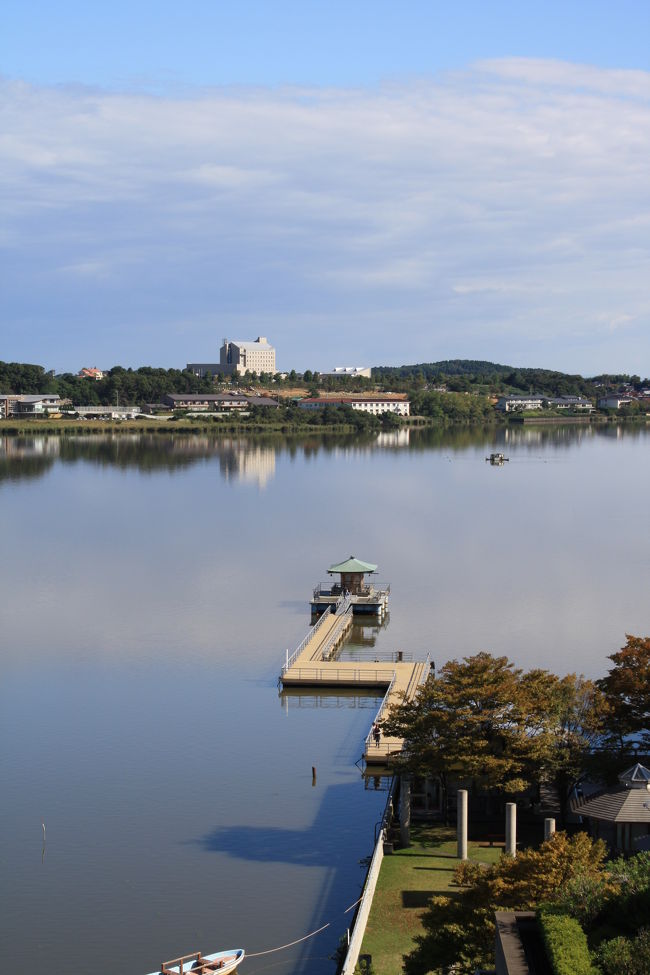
left=1, top=1, right=649, bottom=374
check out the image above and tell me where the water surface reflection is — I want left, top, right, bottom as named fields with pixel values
left=1, top=425, right=649, bottom=974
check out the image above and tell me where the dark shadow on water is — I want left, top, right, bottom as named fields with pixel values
left=190, top=782, right=379, bottom=972
left=192, top=782, right=358, bottom=869
left=195, top=823, right=343, bottom=867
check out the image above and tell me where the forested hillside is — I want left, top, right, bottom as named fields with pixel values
left=372, top=360, right=646, bottom=396
left=1, top=358, right=646, bottom=406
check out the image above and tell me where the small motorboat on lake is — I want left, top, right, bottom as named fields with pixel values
left=147, top=948, right=245, bottom=975
left=486, top=452, right=509, bottom=465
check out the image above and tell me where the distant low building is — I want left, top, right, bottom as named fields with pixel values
left=78, top=367, right=104, bottom=380
left=188, top=336, right=276, bottom=378
left=496, top=395, right=593, bottom=413
left=0, top=394, right=62, bottom=418
left=496, top=395, right=544, bottom=412
left=543, top=396, right=593, bottom=410
left=299, top=396, right=410, bottom=416
left=161, top=393, right=278, bottom=411
left=597, top=395, right=633, bottom=409
left=163, top=393, right=247, bottom=411
left=71, top=405, right=141, bottom=419
left=323, top=366, right=372, bottom=379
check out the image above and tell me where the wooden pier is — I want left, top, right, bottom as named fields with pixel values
left=281, top=608, right=430, bottom=765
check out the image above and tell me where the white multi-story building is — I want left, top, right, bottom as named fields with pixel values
left=188, top=337, right=276, bottom=378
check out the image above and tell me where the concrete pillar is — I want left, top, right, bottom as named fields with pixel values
left=544, top=818, right=556, bottom=841
left=505, top=802, right=517, bottom=857
left=399, top=775, right=411, bottom=848
left=457, top=789, right=468, bottom=860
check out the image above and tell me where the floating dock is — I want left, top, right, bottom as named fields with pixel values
left=281, top=558, right=430, bottom=765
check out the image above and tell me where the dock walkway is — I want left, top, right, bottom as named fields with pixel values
left=281, top=618, right=430, bottom=765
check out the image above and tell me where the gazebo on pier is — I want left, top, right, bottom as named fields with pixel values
left=310, top=556, right=390, bottom=617
left=328, top=555, right=377, bottom=595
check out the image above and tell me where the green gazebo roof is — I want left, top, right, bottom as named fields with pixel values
left=328, top=556, right=378, bottom=575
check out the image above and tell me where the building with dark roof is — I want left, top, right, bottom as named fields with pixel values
left=571, top=763, right=650, bottom=852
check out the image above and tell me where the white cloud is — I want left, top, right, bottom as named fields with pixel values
left=1, top=60, right=649, bottom=372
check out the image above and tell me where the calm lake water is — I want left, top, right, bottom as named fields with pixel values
left=1, top=425, right=649, bottom=974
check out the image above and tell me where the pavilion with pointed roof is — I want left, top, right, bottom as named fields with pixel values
left=571, top=763, right=650, bottom=852
left=328, top=555, right=377, bottom=595
left=310, top=556, right=389, bottom=617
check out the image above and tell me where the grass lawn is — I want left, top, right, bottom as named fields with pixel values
left=360, top=824, right=501, bottom=975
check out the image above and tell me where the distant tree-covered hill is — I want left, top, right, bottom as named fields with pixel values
left=372, top=360, right=646, bottom=397
left=373, top=359, right=513, bottom=380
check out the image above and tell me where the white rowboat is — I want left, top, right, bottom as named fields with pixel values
left=146, top=948, right=245, bottom=975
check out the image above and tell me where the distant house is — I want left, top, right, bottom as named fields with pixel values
left=597, top=395, right=633, bottom=409
left=495, top=395, right=544, bottom=412
left=78, top=367, right=104, bottom=381
left=0, top=394, right=62, bottom=418
left=299, top=396, right=410, bottom=416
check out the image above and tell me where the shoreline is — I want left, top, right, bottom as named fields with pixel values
left=0, top=414, right=646, bottom=437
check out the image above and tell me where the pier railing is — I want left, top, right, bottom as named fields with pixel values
left=406, top=652, right=431, bottom=697
left=312, top=580, right=390, bottom=599
left=335, top=593, right=352, bottom=616
left=282, top=666, right=396, bottom=685
left=362, top=653, right=431, bottom=752
left=321, top=616, right=353, bottom=661
left=364, top=673, right=398, bottom=752
left=282, top=606, right=333, bottom=676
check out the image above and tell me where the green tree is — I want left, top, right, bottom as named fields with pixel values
left=598, top=635, right=650, bottom=749
left=598, top=930, right=650, bottom=975
left=382, top=653, right=602, bottom=819
left=404, top=832, right=607, bottom=975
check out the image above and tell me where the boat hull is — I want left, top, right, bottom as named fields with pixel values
left=145, top=948, right=245, bottom=975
